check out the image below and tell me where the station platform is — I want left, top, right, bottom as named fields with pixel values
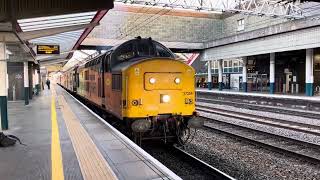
left=0, top=85, right=180, bottom=180
left=196, top=88, right=320, bottom=111
left=197, top=88, right=320, bottom=102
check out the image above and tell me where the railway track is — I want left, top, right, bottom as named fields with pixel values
left=65, top=87, right=234, bottom=179
left=196, top=108, right=320, bottom=164
left=171, top=145, right=235, bottom=180
left=143, top=142, right=235, bottom=180
left=196, top=105, right=320, bottom=136
left=196, top=97, right=320, bottom=119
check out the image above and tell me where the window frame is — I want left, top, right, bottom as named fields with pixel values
left=237, top=18, right=245, bottom=31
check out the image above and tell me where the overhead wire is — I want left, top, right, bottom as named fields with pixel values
left=122, top=0, right=317, bottom=39
left=111, top=1, right=161, bottom=45
left=110, top=0, right=165, bottom=45
left=119, top=1, right=163, bottom=33
left=111, top=0, right=180, bottom=46
left=109, top=1, right=320, bottom=47
left=116, top=0, right=320, bottom=52
left=120, top=7, right=172, bottom=39
left=112, top=8, right=171, bottom=45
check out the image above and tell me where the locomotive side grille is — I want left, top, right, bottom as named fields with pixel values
left=112, top=74, right=122, bottom=90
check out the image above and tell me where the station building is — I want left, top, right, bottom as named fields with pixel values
left=195, top=58, right=244, bottom=90
left=198, top=2, right=320, bottom=96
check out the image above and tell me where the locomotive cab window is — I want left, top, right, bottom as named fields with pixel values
left=155, top=43, right=174, bottom=58
left=136, top=40, right=155, bottom=57
left=116, top=43, right=135, bottom=62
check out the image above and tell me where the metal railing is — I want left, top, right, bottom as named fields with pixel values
left=115, top=0, right=305, bottom=19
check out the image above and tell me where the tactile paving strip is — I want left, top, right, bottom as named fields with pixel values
left=58, top=95, right=117, bottom=180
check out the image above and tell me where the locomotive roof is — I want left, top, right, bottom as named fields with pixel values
left=111, top=57, right=180, bottom=72
left=109, top=37, right=174, bottom=53
left=82, top=37, right=176, bottom=69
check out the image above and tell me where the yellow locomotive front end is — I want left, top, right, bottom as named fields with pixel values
left=122, top=58, right=195, bottom=118
left=121, top=58, right=199, bottom=144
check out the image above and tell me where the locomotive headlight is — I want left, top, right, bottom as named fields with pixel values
left=161, top=94, right=170, bottom=103
left=132, top=100, right=139, bottom=106
left=174, top=78, right=181, bottom=84
left=149, top=77, right=156, bottom=84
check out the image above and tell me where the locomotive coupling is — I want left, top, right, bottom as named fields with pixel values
left=131, top=119, right=151, bottom=133
left=187, top=112, right=204, bottom=128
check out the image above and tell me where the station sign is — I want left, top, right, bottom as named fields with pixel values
left=36, top=45, right=60, bottom=55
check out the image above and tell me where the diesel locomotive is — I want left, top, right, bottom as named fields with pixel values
left=60, top=37, right=201, bottom=144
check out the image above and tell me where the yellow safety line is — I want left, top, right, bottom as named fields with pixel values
left=51, top=88, right=65, bottom=180
left=58, top=94, right=118, bottom=180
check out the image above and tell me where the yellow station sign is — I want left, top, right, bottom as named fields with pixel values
left=37, top=45, right=60, bottom=55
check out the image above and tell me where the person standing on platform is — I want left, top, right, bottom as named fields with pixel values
left=46, top=79, right=50, bottom=90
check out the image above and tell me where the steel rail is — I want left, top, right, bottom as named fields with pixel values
left=61, top=85, right=235, bottom=180
left=200, top=116, right=320, bottom=165
left=171, top=145, right=236, bottom=180
left=196, top=105, right=320, bottom=136
left=62, top=86, right=182, bottom=180
left=196, top=96, right=320, bottom=119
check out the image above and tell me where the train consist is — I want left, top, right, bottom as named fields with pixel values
left=59, top=37, right=201, bottom=144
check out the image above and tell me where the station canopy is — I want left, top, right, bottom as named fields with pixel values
left=62, top=50, right=98, bottom=71
left=15, top=11, right=106, bottom=66
left=12, top=0, right=310, bottom=69
left=18, top=11, right=97, bottom=32
left=0, top=0, right=114, bottom=67
left=114, top=0, right=305, bottom=19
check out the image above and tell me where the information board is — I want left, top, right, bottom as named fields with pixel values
left=37, top=45, right=60, bottom=55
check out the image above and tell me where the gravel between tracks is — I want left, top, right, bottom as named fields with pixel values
left=199, top=110, right=320, bottom=145
left=184, top=126, right=320, bottom=180
left=197, top=102, right=320, bottom=126
left=143, top=143, right=214, bottom=180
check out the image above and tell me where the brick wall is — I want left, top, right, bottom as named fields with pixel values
left=207, top=2, right=320, bottom=47
left=88, top=10, right=223, bottom=43
left=221, top=14, right=287, bottom=38
left=89, top=2, right=320, bottom=48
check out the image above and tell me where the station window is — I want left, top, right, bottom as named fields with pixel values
left=212, top=60, right=219, bottom=74
left=223, top=60, right=230, bottom=73
left=237, top=19, right=245, bottom=31
left=233, top=60, right=240, bottom=73
left=222, top=59, right=243, bottom=73
left=228, top=61, right=232, bottom=72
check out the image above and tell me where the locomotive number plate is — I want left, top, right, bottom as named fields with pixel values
left=183, top=92, right=193, bottom=95
left=135, top=68, right=140, bottom=76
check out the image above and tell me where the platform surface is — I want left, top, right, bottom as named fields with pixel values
left=197, top=88, right=320, bottom=102
left=0, top=85, right=179, bottom=180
